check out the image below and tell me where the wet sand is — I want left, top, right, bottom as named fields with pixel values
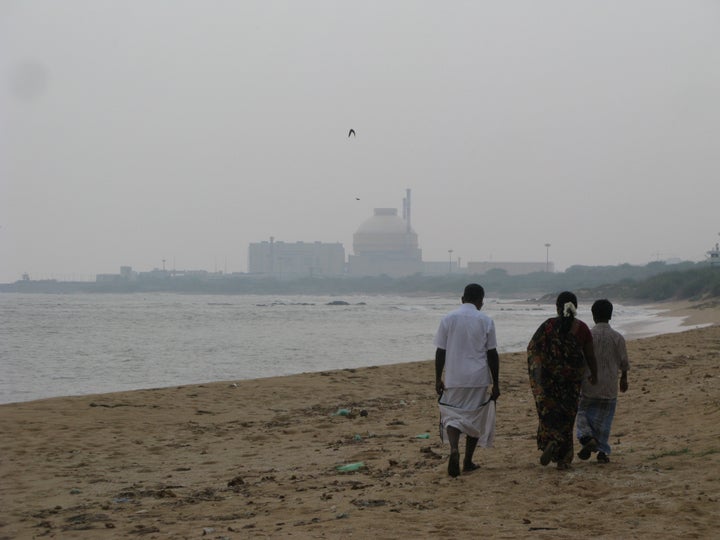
left=1, top=303, right=719, bottom=539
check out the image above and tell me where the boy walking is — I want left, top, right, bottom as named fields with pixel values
left=576, top=299, right=629, bottom=463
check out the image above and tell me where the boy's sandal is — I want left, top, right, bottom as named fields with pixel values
left=577, top=438, right=598, bottom=460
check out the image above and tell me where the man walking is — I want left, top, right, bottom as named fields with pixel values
left=435, top=283, right=500, bottom=477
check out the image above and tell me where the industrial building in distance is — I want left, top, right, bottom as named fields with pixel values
left=7, top=189, right=551, bottom=288
left=247, top=189, right=552, bottom=278
left=248, top=240, right=345, bottom=278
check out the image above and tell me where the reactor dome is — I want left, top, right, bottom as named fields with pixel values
left=353, top=208, right=419, bottom=255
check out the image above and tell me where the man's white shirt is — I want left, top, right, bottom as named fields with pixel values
left=434, top=303, right=497, bottom=388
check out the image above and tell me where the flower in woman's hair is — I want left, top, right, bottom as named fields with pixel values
left=563, top=302, right=577, bottom=317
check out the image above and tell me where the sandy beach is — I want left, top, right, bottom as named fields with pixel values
left=1, top=302, right=718, bottom=539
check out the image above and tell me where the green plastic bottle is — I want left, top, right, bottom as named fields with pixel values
left=336, top=461, right=365, bottom=472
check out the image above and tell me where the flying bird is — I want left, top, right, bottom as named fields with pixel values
left=348, top=129, right=356, bottom=138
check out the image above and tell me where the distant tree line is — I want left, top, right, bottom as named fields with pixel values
left=576, top=265, right=720, bottom=302
left=2, top=260, right=718, bottom=301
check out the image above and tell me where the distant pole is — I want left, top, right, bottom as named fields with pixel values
left=544, top=243, right=551, bottom=273
left=448, top=249, right=453, bottom=273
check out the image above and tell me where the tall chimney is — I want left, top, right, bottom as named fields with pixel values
left=405, top=188, right=412, bottom=233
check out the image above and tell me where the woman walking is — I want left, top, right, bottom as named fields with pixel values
left=527, top=292, right=598, bottom=469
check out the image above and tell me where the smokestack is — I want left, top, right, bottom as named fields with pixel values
left=405, top=188, right=412, bottom=233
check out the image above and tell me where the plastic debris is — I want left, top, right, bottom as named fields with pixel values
left=336, top=461, right=365, bottom=472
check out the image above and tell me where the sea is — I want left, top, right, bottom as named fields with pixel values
left=0, top=293, right=685, bottom=405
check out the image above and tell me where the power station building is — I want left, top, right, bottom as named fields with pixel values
left=247, top=189, right=550, bottom=278
left=347, top=190, right=423, bottom=277
left=248, top=190, right=423, bottom=278
left=248, top=239, right=345, bottom=278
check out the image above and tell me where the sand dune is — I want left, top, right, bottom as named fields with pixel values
left=1, top=306, right=718, bottom=539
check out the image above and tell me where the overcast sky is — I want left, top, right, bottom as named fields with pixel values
left=1, top=1, right=719, bottom=282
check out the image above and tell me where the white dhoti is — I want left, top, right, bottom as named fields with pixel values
left=438, top=386, right=496, bottom=447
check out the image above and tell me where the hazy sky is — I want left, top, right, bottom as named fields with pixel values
left=2, top=1, right=719, bottom=282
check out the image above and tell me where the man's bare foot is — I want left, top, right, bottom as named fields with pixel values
left=448, top=450, right=460, bottom=477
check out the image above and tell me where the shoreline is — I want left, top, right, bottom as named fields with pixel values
left=653, top=299, right=720, bottom=325
left=1, top=299, right=717, bottom=406
left=619, top=300, right=718, bottom=339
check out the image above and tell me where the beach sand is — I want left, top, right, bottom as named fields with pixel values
left=1, top=304, right=719, bottom=539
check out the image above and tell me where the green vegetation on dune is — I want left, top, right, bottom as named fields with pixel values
left=579, top=265, right=720, bottom=302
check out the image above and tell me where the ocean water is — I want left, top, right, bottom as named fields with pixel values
left=0, top=293, right=678, bottom=404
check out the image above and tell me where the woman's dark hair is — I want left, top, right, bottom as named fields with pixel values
left=556, top=291, right=578, bottom=334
